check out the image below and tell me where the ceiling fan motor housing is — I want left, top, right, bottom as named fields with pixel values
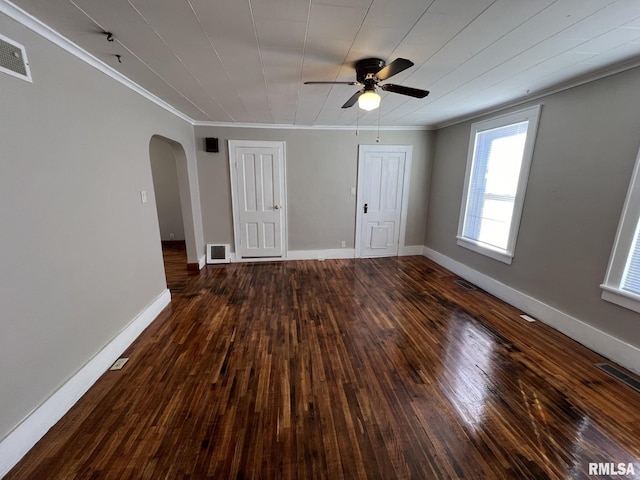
left=356, top=58, right=386, bottom=83
left=304, top=56, right=428, bottom=108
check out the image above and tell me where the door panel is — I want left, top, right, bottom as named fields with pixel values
left=356, top=146, right=412, bottom=258
left=369, top=224, right=392, bottom=249
left=230, top=141, right=285, bottom=258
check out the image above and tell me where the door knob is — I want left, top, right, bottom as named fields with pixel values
left=274, top=204, right=281, bottom=210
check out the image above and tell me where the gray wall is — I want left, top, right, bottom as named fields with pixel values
left=0, top=14, right=200, bottom=441
left=195, top=127, right=434, bottom=251
left=425, top=66, right=640, bottom=348
left=150, top=137, right=185, bottom=241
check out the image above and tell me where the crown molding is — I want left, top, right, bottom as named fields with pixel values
left=192, top=121, right=434, bottom=131
left=0, top=0, right=195, bottom=125
left=0, top=1, right=433, bottom=132
left=434, top=57, right=640, bottom=130
left=7, top=0, right=638, bottom=134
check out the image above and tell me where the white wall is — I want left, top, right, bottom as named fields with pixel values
left=0, top=12, right=200, bottom=444
left=195, top=126, right=434, bottom=253
left=150, top=137, right=185, bottom=241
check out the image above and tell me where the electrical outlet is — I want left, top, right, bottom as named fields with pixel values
left=341, top=240, right=346, bottom=248
left=140, top=190, right=147, bottom=204
left=169, top=233, right=175, bottom=240
left=110, top=358, right=129, bottom=370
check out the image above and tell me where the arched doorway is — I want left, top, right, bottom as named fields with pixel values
left=149, top=135, right=200, bottom=288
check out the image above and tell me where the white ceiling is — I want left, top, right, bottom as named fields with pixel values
left=9, top=0, right=640, bottom=128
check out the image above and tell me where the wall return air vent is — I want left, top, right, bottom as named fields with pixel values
left=0, top=34, right=32, bottom=82
left=206, top=244, right=230, bottom=264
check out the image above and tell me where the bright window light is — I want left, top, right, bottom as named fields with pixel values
left=602, top=146, right=640, bottom=314
left=457, top=106, right=541, bottom=264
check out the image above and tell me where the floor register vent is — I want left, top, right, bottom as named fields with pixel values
left=595, top=363, right=640, bottom=394
left=455, top=279, right=477, bottom=291
left=206, top=244, right=231, bottom=264
left=0, top=34, right=32, bottom=82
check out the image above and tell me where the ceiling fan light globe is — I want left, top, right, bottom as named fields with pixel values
left=358, top=91, right=381, bottom=111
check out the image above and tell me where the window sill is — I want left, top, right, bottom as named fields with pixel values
left=456, top=237, right=513, bottom=265
left=600, top=284, right=640, bottom=314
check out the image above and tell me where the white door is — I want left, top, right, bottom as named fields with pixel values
left=229, top=140, right=286, bottom=258
left=355, top=145, right=412, bottom=258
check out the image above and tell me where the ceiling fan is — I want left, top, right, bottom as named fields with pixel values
left=304, top=57, right=429, bottom=111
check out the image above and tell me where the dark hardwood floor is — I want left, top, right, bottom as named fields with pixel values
left=6, top=250, right=640, bottom=479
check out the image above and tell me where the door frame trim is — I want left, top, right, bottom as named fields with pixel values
left=228, top=140, right=288, bottom=259
left=355, top=145, right=412, bottom=258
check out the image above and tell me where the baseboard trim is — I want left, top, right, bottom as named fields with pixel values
left=399, top=245, right=424, bottom=256
left=287, top=249, right=356, bottom=261
left=160, top=240, right=186, bottom=249
left=227, top=249, right=357, bottom=263
left=186, top=262, right=200, bottom=272
left=423, top=247, right=640, bottom=375
left=225, top=247, right=426, bottom=263
left=186, top=255, right=207, bottom=272
left=0, top=289, right=171, bottom=478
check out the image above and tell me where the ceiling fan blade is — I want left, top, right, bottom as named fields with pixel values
left=342, top=90, right=363, bottom=108
left=381, top=83, right=429, bottom=98
left=375, top=58, right=414, bottom=81
left=304, top=81, right=359, bottom=85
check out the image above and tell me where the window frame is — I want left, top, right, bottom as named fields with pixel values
left=601, top=144, right=640, bottom=313
left=457, top=105, right=542, bottom=264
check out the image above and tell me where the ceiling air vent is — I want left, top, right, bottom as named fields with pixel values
left=0, top=34, right=31, bottom=82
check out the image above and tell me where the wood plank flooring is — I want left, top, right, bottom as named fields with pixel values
left=6, top=251, right=640, bottom=479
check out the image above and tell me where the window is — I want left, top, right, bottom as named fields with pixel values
left=601, top=145, right=640, bottom=313
left=457, top=105, right=541, bottom=264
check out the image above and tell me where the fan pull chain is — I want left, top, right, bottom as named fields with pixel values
left=376, top=100, right=381, bottom=143
left=356, top=104, right=360, bottom=136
